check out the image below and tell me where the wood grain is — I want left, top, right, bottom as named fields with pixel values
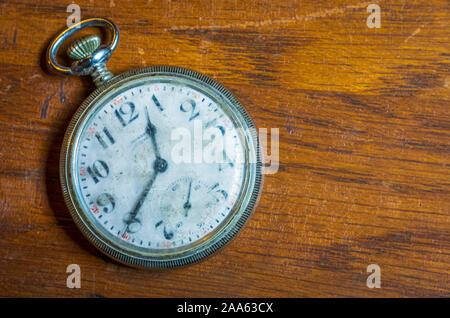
left=0, top=0, right=448, bottom=297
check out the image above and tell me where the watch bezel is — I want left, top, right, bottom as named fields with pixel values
left=60, top=66, right=263, bottom=268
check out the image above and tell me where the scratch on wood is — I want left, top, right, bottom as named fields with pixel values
left=168, top=2, right=372, bottom=31
left=0, top=85, right=12, bottom=95
left=40, top=92, right=56, bottom=119
left=404, top=27, right=422, bottom=43
left=59, top=79, right=66, bottom=103
left=12, top=29, right=17, bottom=44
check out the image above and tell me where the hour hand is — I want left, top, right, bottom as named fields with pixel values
left=144, top=106, right=168, bottom=172
left=144, top=106, right=160, bottom=156
left=145, top=106, right=157, bottom=137
left=130, top=107, right=156, bottom=144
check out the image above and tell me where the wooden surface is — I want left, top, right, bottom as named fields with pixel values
left=0, top=0, right=449, bottom=297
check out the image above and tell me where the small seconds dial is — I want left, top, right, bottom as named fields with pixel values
left=74, top=80, right=246, bottom=252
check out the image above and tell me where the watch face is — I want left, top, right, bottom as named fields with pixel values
left=61, top=67, right=262, bottom=268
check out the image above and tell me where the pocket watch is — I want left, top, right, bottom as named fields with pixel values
left=47, top=18, right=262, bottom=268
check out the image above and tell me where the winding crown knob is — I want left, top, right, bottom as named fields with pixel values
left=47, top=18, right=119, bottom=87
left=67, top=34, right=101, bottom=60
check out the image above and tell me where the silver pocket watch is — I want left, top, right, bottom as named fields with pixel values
left=47, top=18, right=262, bottom=268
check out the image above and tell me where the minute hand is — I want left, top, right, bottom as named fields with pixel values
left=127, top=171, right=158, bottom=225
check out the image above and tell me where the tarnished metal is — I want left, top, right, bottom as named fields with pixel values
left=47, top=17, right=119, bottom=87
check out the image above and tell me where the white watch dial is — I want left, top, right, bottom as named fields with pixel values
left=74, top=80, right=247, bottom=251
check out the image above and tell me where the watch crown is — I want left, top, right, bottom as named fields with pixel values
left=67, top=34, right=101, bottom=60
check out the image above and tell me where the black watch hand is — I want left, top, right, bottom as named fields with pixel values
left=183, top=180, right=192, bottom=217
left=144, top=106, right=168, bottom=173
left=125, top=171, right=157, bottom=232
left=124, top=155, right=168, bottom=234
left=145, top=106, right=162, bottom=158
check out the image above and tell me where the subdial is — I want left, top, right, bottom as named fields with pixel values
left=156, top=177, right=225, bottom=240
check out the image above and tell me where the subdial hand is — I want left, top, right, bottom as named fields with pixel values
left=183, top=180, right=193, bottom=217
